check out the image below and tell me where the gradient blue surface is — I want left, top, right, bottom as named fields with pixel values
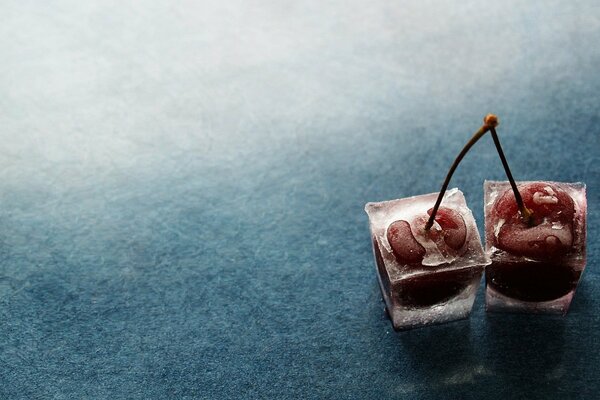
left=1, top=1, right=599, bottom=398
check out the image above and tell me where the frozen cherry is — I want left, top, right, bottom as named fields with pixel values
left=365, top=115, right=498, bottom=328
left=492, top=182, right=574, bottom=226
left=491, top=183, right=575, bottom=258
left=397, top=268, right=475, bottom=307
left=387, top=220, right=426, bottom=264
left=487, top=261, right=580, bottom=302
left=386, top=206, right=467, bottom=265
left=427, top=206, right=467, bottom=250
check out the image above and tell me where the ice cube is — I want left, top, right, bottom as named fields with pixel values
left=484, top=180, right=587, bottom=314
left=364, top=189, right=488, bottom=330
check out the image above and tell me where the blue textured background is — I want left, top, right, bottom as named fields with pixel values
left=1, top=1, right=599, bottom=398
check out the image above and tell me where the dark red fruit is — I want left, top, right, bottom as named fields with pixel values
left=396, top=268, right=476, bottom=307
left=427, top=206, right=467, bottom=250
left=493, top=182, right=574, bottom=225
left=495, top=223, right=573, bottom=258
left=387, top=220, right=426, bottom=264
left=386, top=206, right=467, bottom=265
left=487, top=261, right=580, bottom=302
left=491, top=183, right=575, bottom=258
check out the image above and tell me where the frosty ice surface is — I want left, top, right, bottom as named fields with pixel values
left=365, top=189, right=488, bottom=330
left=484, top=181, right=587, bottom=314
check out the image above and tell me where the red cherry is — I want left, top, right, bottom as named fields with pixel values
left=427, top=206, right=467, bottom=250
left=496, top=222, right=573, bottom=258
left=491, top=183, right=575, bottom=258
left=386, top=206, right=467, bottom=265
left=396, top=268, right=476, bottom=308
left=487, top=261, right=580, bottom=302
left=493, top=182, right=575, bottom=225
left=387, top=220, right=426, bottom=264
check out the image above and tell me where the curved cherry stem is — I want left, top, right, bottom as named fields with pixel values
left=424, top=117, right=494, bottom=231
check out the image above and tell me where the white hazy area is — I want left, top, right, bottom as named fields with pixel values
left=2, top=0, right=598, bottom=190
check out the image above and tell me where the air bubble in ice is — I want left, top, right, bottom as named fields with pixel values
left=533, top=191, right=559, bottom=205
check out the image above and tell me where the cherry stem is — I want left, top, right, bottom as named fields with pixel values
left=488, top=126, right=533, bottom=226
left=424, top=117, right=495, bottom=231
left=425, top=114, right=533, bottom=231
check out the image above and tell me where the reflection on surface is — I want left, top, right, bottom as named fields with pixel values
left=368, top=280, right=597, bottom=398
